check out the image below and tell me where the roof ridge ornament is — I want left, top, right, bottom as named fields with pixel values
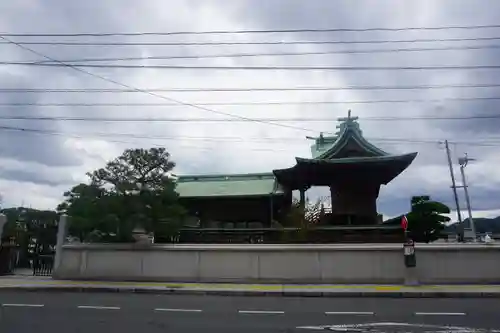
left=338, top=110, right=358, bottom=123
left=336, top=110, right=361, bottom=136
left=306, top=131, right=330, bottom=144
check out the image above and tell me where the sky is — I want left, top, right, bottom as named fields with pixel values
left=0, top=0, right=499, bottom=221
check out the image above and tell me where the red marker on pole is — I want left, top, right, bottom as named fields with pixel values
left=401, top=215, right=409, bottom=231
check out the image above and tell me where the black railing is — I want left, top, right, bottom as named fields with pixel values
left=159, top=226, right=404, bottom=244
left=32, top=254, right=54, bottom=276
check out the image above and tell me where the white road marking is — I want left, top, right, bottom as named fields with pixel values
left=238, top=310, right=285, bottom=314
left=415, top=312, right=466, bottom=316
left=1, top=303, right=44, bottom=307
left=325, top=311, right=375, bottom=315
left=297, top=323, right=493, bottom=332
left=154, top=308, right=202, bottom=312
left=297, top=327, right=327, bottom=331
left=77, top=305, right=120, bottom=310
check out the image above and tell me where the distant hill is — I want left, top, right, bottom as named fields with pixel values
left=444, top=216, right=500, bottom=234
left=384, top=215, right=500, bottom=234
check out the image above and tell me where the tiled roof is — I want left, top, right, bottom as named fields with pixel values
left=175, top=173, right=284, bottom=198
left=317, top=120, right=388, bottom=160
left=307, top=111, right=390, bottom=160
left=296, top=152, right=418, bottom=165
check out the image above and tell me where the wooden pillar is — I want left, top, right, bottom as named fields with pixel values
left=269, top=194, right=274, bottom=224
left=299, top=188, right=306, bottom=210
left=329, top=186, right=335, bottom=211
left=299, top=187, right=309, bottom=225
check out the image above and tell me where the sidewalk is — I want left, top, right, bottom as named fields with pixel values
left=1, top=275, right=500, bottom=297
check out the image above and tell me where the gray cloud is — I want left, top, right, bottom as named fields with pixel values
left=0, top=168, right=70, bottom=187
left=0, top=72, right=83, bottom=167
left=0, top=0, right=499, bottom=215
left=228, top=0, right=500, bottom=215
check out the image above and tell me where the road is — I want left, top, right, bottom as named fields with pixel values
left=1, top=291, right=499, bottom=333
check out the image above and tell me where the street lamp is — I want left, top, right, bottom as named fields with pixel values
left=458, top=154, right=476, bottom=242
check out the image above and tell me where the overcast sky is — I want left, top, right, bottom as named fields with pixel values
left=0, top=0, right=499, bottom=220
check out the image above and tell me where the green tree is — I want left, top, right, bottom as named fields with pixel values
left=281, top=198, right=325, bottom=227
left=58, top=148, right=186, bottom=243
left=386, top=195, right=450, bottom=243
left=57, top=184, right=109, bottom=241
left=406, top=196, right=450, bottom=243
left=277, top=198, right=326, bottom=242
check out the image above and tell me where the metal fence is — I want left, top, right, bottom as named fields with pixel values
left=154, top=226, right=404, bottom=244
left=32, top=254, right=54, bottom=276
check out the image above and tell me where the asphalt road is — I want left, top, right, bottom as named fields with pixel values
left=1, top=291, right=499, bottom=333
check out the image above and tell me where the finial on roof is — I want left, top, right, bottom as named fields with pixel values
left=336, top=110, right=362, bottom=135
left=337, top=110, right=359, bottom=123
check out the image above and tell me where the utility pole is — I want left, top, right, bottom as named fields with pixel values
left=444, top=140, right=463, bottom=241
left=458, top=153, right=477, bottom=242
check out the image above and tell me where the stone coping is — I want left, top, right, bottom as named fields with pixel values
left=61, top=243, right=500, bottom=252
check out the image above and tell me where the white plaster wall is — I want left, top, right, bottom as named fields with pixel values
left=53, top=244, right=500, bottom=284
left=84, top=250, right=143, bottom=279
left=319, top=250, right=403, bottom=283
left=258, top=251, right=322, bottom=281
left=143, top=250, right=199, bottom=279
left=198, top=251, right=259, bottom=281
left=417, top=248, right=500, bottom=283
left=58, top=249, right=81, bottom=274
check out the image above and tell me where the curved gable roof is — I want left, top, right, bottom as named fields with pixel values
left=317, top=120, right=388, bottom=160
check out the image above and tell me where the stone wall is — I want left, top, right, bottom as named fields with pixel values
left=53, top=243, right=500, bottom=284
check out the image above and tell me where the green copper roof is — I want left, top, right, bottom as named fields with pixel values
left=272, top=111, right=418, bottom=189
left=307, top=110, right=389, bottom=160
left=175, top=172, right=284, bottom=198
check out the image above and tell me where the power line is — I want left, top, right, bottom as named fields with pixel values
left=2, top=36, right=500, bottom=46
left=21, top=44, right=500, bottom=64
left=1, top=97, right=500, bottom=106
left=5, top=62, right=500, bottom=71
left=1, top=36, right=497, bottom=149
left=1, top=124, right=499, bottom=147
left=0, top=35, right=320, bottom=134
left=0, top=125, right=301, bottom=143
left=0, top=125, right=291, bottom=153
left=0, top=124, right=328, bottom=145
left=1, top=115, right=499, bottom=122
left=1, top=83, right=500, bottom=93
left=4, top=24, right=500, bottom=36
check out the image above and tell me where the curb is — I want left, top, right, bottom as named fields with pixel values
left=1, top=286, right=500, bottom=298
